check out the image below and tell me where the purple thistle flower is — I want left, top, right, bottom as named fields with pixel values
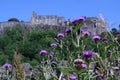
left=39, top=50, right=47, bottom=55
left=81, top=63, right=87, bottom=68
left=78, top=16, right=85, bottom=21
left=62, top=78, right=67, bottom=80
left=116, top=31, right=120, bottom=35
left=82, top=30, right=90, bottom=36
left=113, top=66, right=119, bottom=70
left=102, top=38, right=108, bottom=43
left=92, top=35, right=101, bottom=41
left=65, top=28, right=71, bottom=33
left=96, top=76, right=106, bottom=80
left=50, top=43, right=57, bottom=47
left=51, top=61, right=57, bottom=65
left=74, top=59, right=85, bottom=70
left=2, top=63, right=12, bottom=69
left=70, top=16, right=85, bottom=25
left=40, top=61, right=44, bottom=64
left=74, top=59, right=84, bottom=64
left=70, top=20, right=78, bottom=24
left=49, top=53, right=54, bottom=59
left=83, top=51, right=93, bottom=58
left=69, top=74, right=77, bottom=80
left=57, top=33, right=64, bottom=38
left=80, top=29, right=85, bottom=33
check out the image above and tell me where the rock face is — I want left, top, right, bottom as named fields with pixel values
left=0, top=12, right=108, bottom=35
left=0, top=67, right=7, bottom=79
left=22, top=63, right=40, bottom=80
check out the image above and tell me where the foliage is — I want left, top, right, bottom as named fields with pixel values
left=8, top=18, right=19, bottom=22
left=36, top=18, right=120, bottom=80
left=0, top=25, right=57, bottom=65
left=0, top=52, right=9, bottom=65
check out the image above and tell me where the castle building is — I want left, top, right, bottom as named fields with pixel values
left=81, top=15, right=108, bottom=35
left=30, top=12, right=65, bottom=26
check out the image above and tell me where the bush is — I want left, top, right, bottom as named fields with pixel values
left=0, top=53, right=9, bottom=66
left=28, top=59, right=38, bottom=67
left=8, top=18, right=19, bottom=22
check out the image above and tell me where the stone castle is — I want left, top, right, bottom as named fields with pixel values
left=0, top=12, right=108, bottom=35
left=30, top=12, right=65, bottom=26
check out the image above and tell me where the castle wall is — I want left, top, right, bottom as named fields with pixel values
left=0, top=22, right=31, bottom=35
left=0, top=21, right=67, bottom=35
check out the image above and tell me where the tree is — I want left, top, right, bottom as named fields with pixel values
left=8, top=18, right=19, bottom=22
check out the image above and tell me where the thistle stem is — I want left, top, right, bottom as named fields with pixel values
left=78, top=74, right=80, bottom=80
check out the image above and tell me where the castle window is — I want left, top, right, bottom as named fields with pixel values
left=94, top=23, right=97, bottom=28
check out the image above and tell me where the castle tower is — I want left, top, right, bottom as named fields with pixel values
left=30, top=11, right=37, bottom=24
left=98, top=14, right=108, bottom=33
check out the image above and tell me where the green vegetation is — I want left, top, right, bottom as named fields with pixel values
left=8, top=18, right=19, bottom=22
left=0, top=25, right=57, bottom=66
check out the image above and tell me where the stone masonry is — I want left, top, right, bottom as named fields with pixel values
left=30, top=11, right=65, bottom=26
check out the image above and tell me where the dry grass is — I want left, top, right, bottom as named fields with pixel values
left=13, top=49, right=25, bottom=80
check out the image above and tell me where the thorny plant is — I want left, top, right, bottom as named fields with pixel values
left=38, top=16, right=120, bottom=80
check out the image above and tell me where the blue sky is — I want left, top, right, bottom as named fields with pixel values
left=0, top=0, right=120, bottom=30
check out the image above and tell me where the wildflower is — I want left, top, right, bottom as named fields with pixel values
left=82, top=30, right=90, bottom=36
left=81, top=63, right=87, bottom=68
left=96, top=76, right=106, bottom=80
left=74, top=59, right=84, bottom=64
left=65, top=28, right=71, bottom=33
left=83, top=51, right=93, bottom=62
left=78, top=16, right=85, bottom=21
left=83, top=51, right=93, bottom=58
left=51, top=61, right=57, bottom=67
left=2, top=63, right=12, bottom=69
left=80, top=29, right=85, bottom=33
left=40, top=61, right=44, bottom=64
left=49, top=53, right=54, bottom=59
left=39, top=50, right=47, bottom=55
left=62, top=78, right=67, bottom=80
left=70, top=20, right=78, bottom=24
left=52, top=61, right=57, bottom=65
left=113, top=66, right=119, bottom=70
left=115, top=31, right=120, bottom=35
left=102, top=38, right=108, bottom=43
left=57, top=33, right=64, bottom=38
left=92, top=35, right=101, bottom=41
left=74, top=59, right=85, bottom=70
left=50, top=43, right=57, bottom=47
left=69, top=74, right=77, bottom=80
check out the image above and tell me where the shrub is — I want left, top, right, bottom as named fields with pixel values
left=8, top=18, right=19, bottom=22
left=0, top=52, right=9, bottom=66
